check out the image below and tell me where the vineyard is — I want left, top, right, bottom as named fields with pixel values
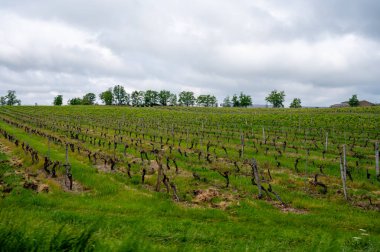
left=0, top=105, right=380, bottom=251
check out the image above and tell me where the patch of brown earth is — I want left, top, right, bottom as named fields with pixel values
left=354, top=201, right=380, bottom=211
left=23, top=180, right=39, bottom=191
left=37, top=184, right=49, bottom=193
left=352, top=196, right=380, bottom=211
left=0, top=143, right=11, bottom=153
left=131, top=157, right=142, bottom=164
left=193, top=188, right=219, bottom=203
left=212, top=201, right=230, bottom=210
left=55, top=176, right=88, bottom=193
left=148, top=160, right=159, bottom=174
left=21, top=176, right=49, bottom=193
left=372, top=191, right=380, bottom=196
left=9, top=157, right=23, bottom=168
left=270, top=201, right=308, bottom=214
left=191, top=188, right=236, bottom=210
left=95, top=163, right=113, bottom=173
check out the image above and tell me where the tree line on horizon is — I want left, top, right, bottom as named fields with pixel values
left=59, top=86, right=220, bottom=107
left=54, top=85, right=300, bottom=108
left=1, top=88, right=368, bottom=108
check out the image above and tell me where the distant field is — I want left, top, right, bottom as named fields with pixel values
left=0, top=106, right=379, bottom=251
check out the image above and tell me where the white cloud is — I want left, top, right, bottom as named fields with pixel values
left=0, top=12, right=132, bottom=75
left=213, top=34, right=380, bottom=82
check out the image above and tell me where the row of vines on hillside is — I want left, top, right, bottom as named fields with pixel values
left=0, top=106, right=379, bottom=209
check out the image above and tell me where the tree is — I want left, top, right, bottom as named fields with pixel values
left=131, top=91, right=145, bottom=106
left=82, top=93, right=96, bottom=105
left=265, top=90, right=285, bottom=108
left=113, top=85, right=127, bottom=105
left=125, top=93, right=131, bottom=106
left=222, top=96, right=232, bottom=107
left=230, top=92, right=252, bottom=107
left=0, top=97, right=6, bottom=106
left=144, top=90, right=159, bottom=106
left=68, top=97, right=82, bottom=105
left=209, top=95, right=218, bottom=107
left=168, top=94, right=177, bottom=106
left=158, top=90, right=172, bottom=106
left=196, top=95, right=218, bottom=107
left=99, top=89, right=113, bottom=105
left=348, top=94, right=359, bottom=107
left=289, top=98, right=302, bottom=108
left=231, top=94, right=240, bottom=107
left=178, top=91, right=195, bottom=106
left=53, top=95, right=63, bottom=106
left=239, top=92, right=252, bottom=107
left=0, top=90, right=21, bottom=106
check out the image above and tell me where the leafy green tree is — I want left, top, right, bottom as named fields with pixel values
left=231, top=94, right=240, bottom=107
left=230, top=92, right=252, bottom=107
left=209, top=95, right=218, bottom=107
left=53, top=95, right=63, bottom=106
left=0, top=97, right=6, bottom=106
left=289, top=98, right=302, bottom=108
left=178, top=91, right=195, bottom=106
left=131, top=91, right=145, bottom=106
left=158, top=90, right=172, bottom=106
left=196, top=95, right=206, bottom=107
left=239, top=92, right=252, bottom=107
left=265, top=90, right=285, bottom=108
left=168, top=94, right=177, bottom=106
left=68, top=97, right=82, bottom=105
left=222, top=96, right=232, bottom=107
left=144, top=90, right=159, bottom=106
left=196, top=95, right=217, bottom=107
left=125, top=93, right=131, bottom=106
left=113, top=85, right=127, bottom=105
left=348, top=94, right=359, bottom=107
left=0, top=90, right=21, bottom=106
left=99, top=89, right=113, bottom=105
left=82, top=93, right=96, bottom=105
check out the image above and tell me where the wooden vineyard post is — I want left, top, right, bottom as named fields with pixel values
left=340, top=145, right=348, bottom=200
left=155, top=160, right=162, bottom=192
left=251, top=158, right=262, bottom=199
left=64, top=143, right=73, bottom=190
left=65, top=143, right=69, bottom=167
left=325, top=132, right=328, bottom=151
left=343, top=144, right=347, bottom=182
left=376, top=142, right=379, bottom=179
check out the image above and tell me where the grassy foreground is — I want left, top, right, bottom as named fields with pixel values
left=0, top=106, right=379, bottom=251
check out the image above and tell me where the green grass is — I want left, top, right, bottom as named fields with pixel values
left=0, top=106, right=380, bottom=251
left=1, top=184, right=379, bottom=251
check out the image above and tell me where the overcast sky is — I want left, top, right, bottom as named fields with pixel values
left=0, top=0, right=379, bottom=106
